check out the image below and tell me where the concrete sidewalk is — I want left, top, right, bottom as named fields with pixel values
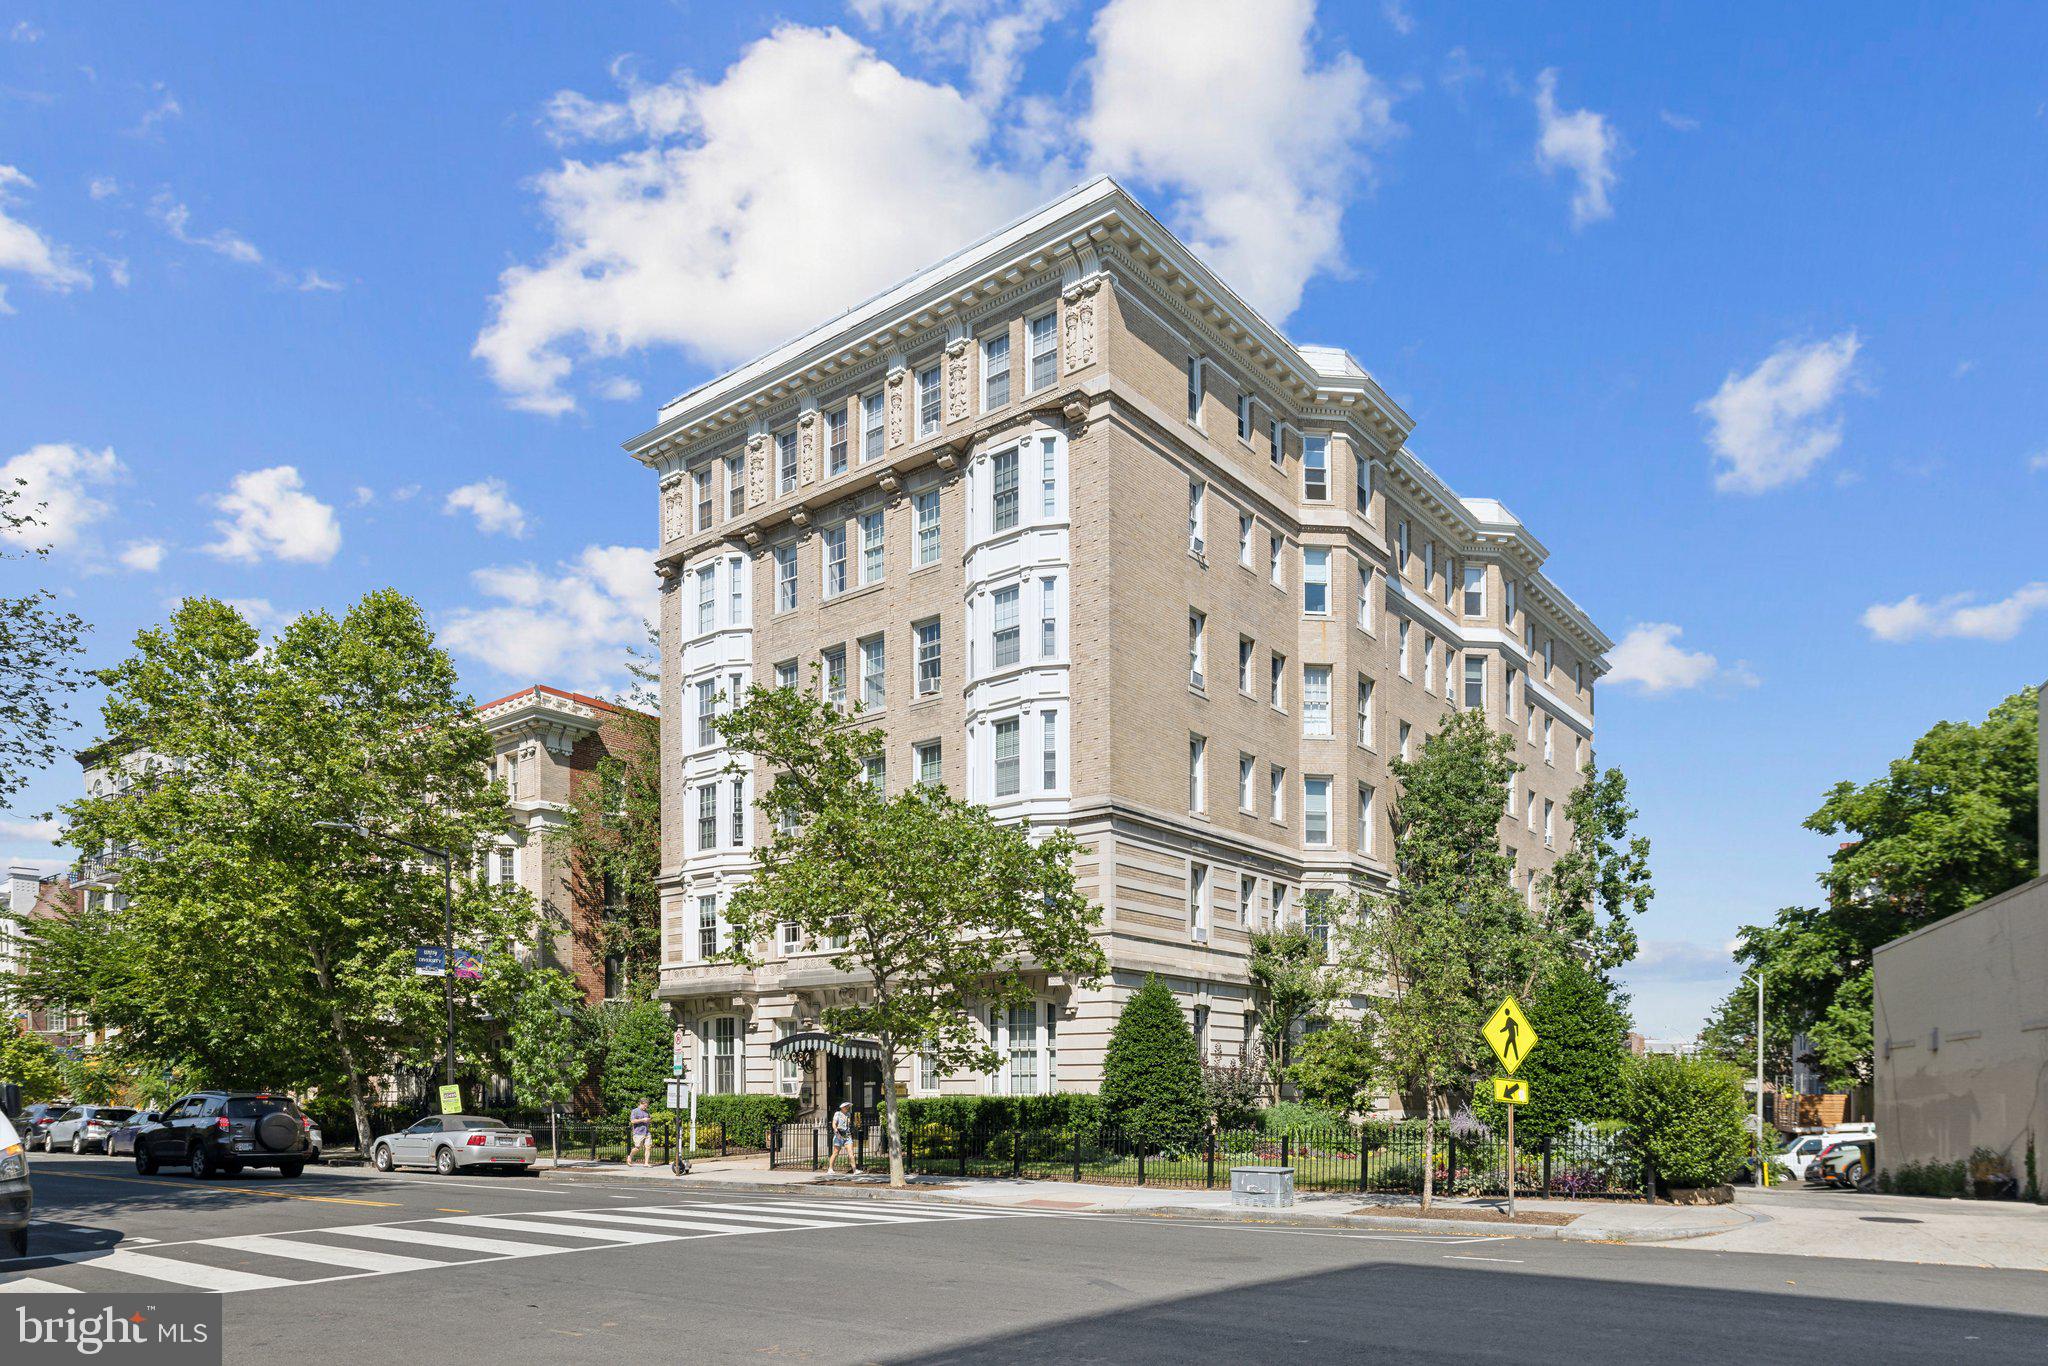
left=1685, top=1187, right=2048, bottom=1272
left=532, top=1155, right=1749, bottom=1242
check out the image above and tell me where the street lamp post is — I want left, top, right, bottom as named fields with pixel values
left=315, top=819, right=458, bottom=1088
left=1745, top=968, right=1765, bottom=1187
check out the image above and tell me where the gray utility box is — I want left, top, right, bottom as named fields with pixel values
left=1230, top=1166, right=1296, bottom=1208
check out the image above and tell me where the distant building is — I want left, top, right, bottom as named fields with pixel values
left=4, top=862, right=95, bottom=1049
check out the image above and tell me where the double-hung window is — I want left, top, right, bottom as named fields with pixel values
left=730, top=777, right=745, bottom=848
left=1269, top=417, right=1284, bottom=467
left=1398, top=519, right=1410, bottom=573
left=914, top=619, right=941, bottom=696
left=727, top=555, right=744, bottom=625
left=1303, top=435, right=1329, bottom=501
left=1270, top=650, right=1286, bottom=709
left=1303, top=665, right=1332, bottom=737
left=1358, top=783, right=1377, bottom=855
left=915, top=740, right=942, bottom=786
left=725, top=452, right=745, bottom=518
left=695, top=678, right=717, bottom=747
left=1238, top=635, right=1254, bottom=693
left=776, top=429, right=798, bottom=495
left=1357, top=560, right=1374, bottom=630
left=1422, top=633, right=1436, bottom=694
left=1269, top=531, right=1284, bottom=587
left=914, top=489, right=941, bottom=564
left=827, top=408, right=848, bottom=477
left=1269, top=763, right=1286, bottom=822
left=1187, top=610, right=1205, bottom=689
left=992, top=587, right=1021, bottom=668
left=1464, top=655, right=1486, bottom=710
left=1040, top=437, right=1057, bottom=516
left=1356, top=452, right=1372, bottom=514
left=1463, top=564, right=1485, bottom=616
left=993, top=717, right=1021, bottom=797
left=1007, top=1002, right=1042, bottom=1094
left=860, top=636, right=885, bottom=709
left=982, top=332, right=1011, bottom=410
left=696, top=786, right=717, bottom=850
left=1028, top=313, right=1056, bottom=393
left=1186, top=357, right=1204, bottom=425
left=701, top=1015, right=735, bottom=1093
left=1304, top=777, right=1331, bottom=847
left=821, top=524, right=847, bottom=597
left=1446, top=648, right=1459, bottom=703
left=1187, top=480, right=1205, bottom=556
left=859, top=510, right=884, bottom=584
left=863, top=753, right=886, bottom=791
left=1042, top=709, right=1058, bottom=790
left=1543, top=798, right=1555, bottom=848
left=692, top=467, right=712, bottom=531
left=1399, top=721, right=1411, bottom=761
left=774, top=545, right=797, bottom=612
left=1544, top=714, right=1555, bottom=764
left=1356, top=675, right=1375, bottom=746
left=823, top=646, right=847, bottom=708
left=861, top=391, right=885, bottom=463
left=991, top=448, right=1019, bottom=532
left=1187, top=861, right=1210, bottom=941
left=1239, top=752, right=1256, bottom=811
left=1039, top=577, right=1057, bottom=658
left=1399, top=620, right=1411, bottom=677
left=1237, top=393, right=1253, bottom=442
left=773, top=659, right=797, bottom=690
left=1506, top=577, right=1519, bottom=622
left=1238, top=513, right=1253, bottom=566
left=1506, top=665, right=1520, bottom=719
left=695, top=566, right=715, bottom=634
left=1187, top=734, right=1206, bottom=812
left=917, top=364, right=942, bottom=436
left=1303, top=547, right=1330, bottom=615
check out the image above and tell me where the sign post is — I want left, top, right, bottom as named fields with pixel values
left=665, top=1077, right=696, bottom=1152
left=1483, top=996, right=1539, bottom=1220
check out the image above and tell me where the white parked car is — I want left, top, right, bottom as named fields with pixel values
left=43, top=1106, right=138, bottom=1155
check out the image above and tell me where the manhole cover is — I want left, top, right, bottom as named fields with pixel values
left=1860, top=1216, right=1922, bottom=1224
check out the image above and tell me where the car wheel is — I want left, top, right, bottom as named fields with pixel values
left=135, top=1144, right=157, bottom=1175
left=71, top=1134, right=86, bottom=1155
left=189, top=1144, right=215, bottom=1179
left=435, top=1147, right=457, bottom=1176
left=5, top=1227, right=25, bottom=1259
left=372, top=1144, right=393, bottom=1173
left=220, top=1159, right=243, bottom=1177
left=279, top=1161, right=304, bottom=1179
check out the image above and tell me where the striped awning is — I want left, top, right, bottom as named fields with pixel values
left=768, top=1031, right=885, bottom=1062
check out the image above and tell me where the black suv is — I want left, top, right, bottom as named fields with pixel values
left=135, top=1091, right=311, bottom=1179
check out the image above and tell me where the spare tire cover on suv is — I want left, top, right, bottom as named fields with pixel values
left=256, top=1111, right=299, bottom=1152
left=226, top=1097, right=303, bottom=1153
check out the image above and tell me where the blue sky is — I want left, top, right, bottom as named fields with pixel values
left=3, top=2, right=2043, bottom=1038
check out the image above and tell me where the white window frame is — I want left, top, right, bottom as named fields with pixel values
left=1188, top=733, right=1206, bottom=812
left=1186, top=357, right=1204, bottom=426
left=1269, top=763, right=1286, bottom=823
left=1238, top=752, right=1256, bottom=812
left=990, top=447, right=1019, bottom=533
left=914, top=488, right=942, bottom=565
left=1356, top=674, right=1375, bottom=749
left=1027, top=312, right=1057, bottom=394
left=917, top=364, right=942, bottom=437
left=774, top=545, right=797, bottom=612
left=1237, top=392, right=1253, bottom=443
left=1303, top=664, right=1332, bottom=738
left=859, top=509, right=885, bottom=585
left=862, top=390, right=885, bottom=463
left=821, top=524, right=847, bottom=598
left=827, top=406, right=848, bottom=476
left=1303, top=547, right=1330, bottom=616
left=1238, top=635, right=1255, bottom=694
left=1187, top=860, right=1210, bottom=941
left=1188, top=609, right=1206, bottom=690
left=1304, top=776, right=1331, bottom=847
left=992, top=585, right=1021, bottom=669
left=776, top=429, right=798, bottom=495
left=860, top=634, right=886, bottom=709
left=1464, top=654, right=1486, bottom=711
left=1303, top=435, right=1329, bottom=501
left=914, top=618, right=942, bottom=696
left=1237, top=512, right=1253, bottom=567
left=1187, top=479, right=1205, bottom=557
left=692, top=466, right=712, bottom=532
left=982, top=331, right=1012, bottom=411
left=1464, top=563, right=1485, bottom=617
left=993, top=716, right=1021, bottom=798
left=1357, top=783, right=1376, bottom=855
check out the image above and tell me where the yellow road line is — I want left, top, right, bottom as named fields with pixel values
left=49, top=1170, right=401, bottom=1208
left=434, top=1208, right=469, bottom=1214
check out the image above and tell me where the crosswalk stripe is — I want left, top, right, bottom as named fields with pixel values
left=712, top=1199, right=1000, bottom=1222
left=0, top=1277, right=76, bottom=1293
left=56, top=1248, right=296, bottom=1293
left=654, top=1202, right=927, bottom=1227
left=326, top=1225, right=562, bottom=1258
left=750, top=1199, right=1016, bottom=1219
left=518, top=1210, right=767, bottom=1235
left=442, top=1216, right=680, bottom=1245
left=199, top=1235, right=447, bottom=1273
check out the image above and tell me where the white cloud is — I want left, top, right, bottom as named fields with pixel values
left=1603, top=622, right=1753, bottom=694
left=0, top=442, right=122, bottom=552
left=151, top=193, right=262, bottom=264
left=0, top=817, right=63, bottom=844
left=850, top=0, right=1067, bottom=105
left=351, top=485, right=376, bottom=507
left=130, top=84, right=182, bottom=139
left=101, top=255, right=130, bottom=288
left=597, top=375, right=642, bottom=402
left=1658, top=109, right=1700, bottom=132
left=1863, top=583, right=2048, bottom=644
left=480, top=24, right=1052, bottom=415
left=1697, top=331, right=1861, bottom=493
left=441, top=544, right=657, bottom=692
left=0, top=165, right=91, bottom=310
left=1534, top=69, right=1620, bottom=226
left=10, top=20, right=43, bottom=42
left=296, top=268, right=343, bottom=292
left=203, top=465, right=341, bottom=564
left=88, top=175, right=121, bottom=201
left=221, top=597, right=293, bottom=631
left=1951, top=358, right=1975, bottom=378
left=117, top=539, right=165, bottom=572
left=1625, top=939, right=1737, bottom=984
left=443, top=478, right=531, bottom=537
left=1083, top=0, right=1397, bottom=323
left=1380, top=0, right=1414, bottom=35
left=2027, top=450, right=2048, bottom=472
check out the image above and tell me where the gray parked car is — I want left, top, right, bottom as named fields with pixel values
left=370, top=1115, right=536, bottom=1175
left=44, top=1105, right=137, bottom=1155
left=105, top=1110, right=164, bottom=1158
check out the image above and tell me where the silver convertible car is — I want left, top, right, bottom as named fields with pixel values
left=369, top=1115, right=536, bottom=1175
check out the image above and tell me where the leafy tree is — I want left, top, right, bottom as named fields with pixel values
left=712, top=683, right=1106, bottom=1187
left=1247, top=927, right=1342, bottom=1104
left=1470, top=960, right=1628, bottom=1143
left=1099, top=978, right=1207, bottom=1145
left=0, top=480, right=89, bottom=809
left=1342, top=707, right=1530, bottom=1207
left=1535, top=761, right=1653, bottom=982
left=1200, top=1044, right=1268, bottom=1129
left=490, top=958, right=589, bottom=1114
left=1620, top=1053, right=1748, bottom=1190
left=1284, top=1021, right=1380, bottom=1115
left=1698, top=962, right=1796, bottom=1080
left=0, top=1027, right=64, bottom=1103
left=1709, top=687, right=2038, bottom=1084
left=6, top=594, right=538, bottom=1150
left=552, top=635, right=662, bottom=998
left=591, top=998, right=672, bottom=1118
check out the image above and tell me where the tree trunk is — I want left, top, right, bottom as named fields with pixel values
left=312, top=947, right=375, bottom=1154
left=882, top=1045, right=905, bottom=1188
left=1421, top=1085, right=1437, bottom=1211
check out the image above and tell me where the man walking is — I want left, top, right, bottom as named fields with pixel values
left=825, top=1101, right=859, bottom=1176
left=628, top=1097, right=654, bottom=1168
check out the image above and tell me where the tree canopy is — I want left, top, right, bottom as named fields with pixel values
left=1100, top=977, right=1207, bottom=1144
left=0, top=479, right=88, bottom=810
left=713, top=681, right=1107, bottom=1186
left=1247, top=926, right=1342, bottom=1103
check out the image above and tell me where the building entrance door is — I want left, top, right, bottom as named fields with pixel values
left=826, top=1054, right=884, bottom=1127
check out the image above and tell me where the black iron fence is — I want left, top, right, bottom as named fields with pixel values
left=771, top=1118, right=1647, bottom=1199
left=322, top=1105, right=764, bottom=1167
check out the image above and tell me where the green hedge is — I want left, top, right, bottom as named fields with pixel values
left=647, top=1094, right=797, bottom=1147
left=891, top=1093, right=1103, bottom=1131
left=1618, top=1054, right=1746, bottom=1189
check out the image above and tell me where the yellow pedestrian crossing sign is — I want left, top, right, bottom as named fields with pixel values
left=1483, top=996, right=1537, bottom=1074
left=1494, top=1077, right=1530, bottom=1105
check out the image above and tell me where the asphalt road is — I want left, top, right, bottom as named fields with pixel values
left=5, top=1153, right=2045, bottom=1364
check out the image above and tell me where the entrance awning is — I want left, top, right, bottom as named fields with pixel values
left=768, top=1031, right=885, bottom=1062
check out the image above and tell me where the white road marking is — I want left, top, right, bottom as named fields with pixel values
left=1445, top=1254, right=1526, bottom=1263
left=593, top=1206, right=869, bottom=1230
left=200, top=1235, right=447, bottom=1274
left=517, top=1210, right=763, bottom=1235
left=55, top=1248, right=296, bottom=1293
left=708, top=1200, right=1005, bottom=1222
left=324, top=1224, right=562, bottom=1258
left=440, top=1216, right=681, bottom=1245
left=0, top=1277, right=77, bottom=1293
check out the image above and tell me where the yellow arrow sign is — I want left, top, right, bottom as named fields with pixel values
left=1493, top=1077, right=1530, bottom=1105
left=1483, top=996, right=1537, bottom=1074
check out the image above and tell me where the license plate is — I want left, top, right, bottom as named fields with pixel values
left=234, top=1142, right=254, bottom=1151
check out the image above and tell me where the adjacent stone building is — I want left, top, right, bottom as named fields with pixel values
left=625, top=177, right=1609, bottom=1118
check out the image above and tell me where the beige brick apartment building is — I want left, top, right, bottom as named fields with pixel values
left=625, top=178, right=1609, bottom=1118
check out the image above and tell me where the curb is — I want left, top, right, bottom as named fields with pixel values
left=535, top=1166, right=1587, bottom=1239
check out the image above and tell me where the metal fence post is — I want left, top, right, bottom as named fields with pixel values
left=1280, top=1134, right=1290, bottom=1171
left=1542, top=1136, right=1553, bottom=1199
left=1072, top=1126, right=1082, bottom=1183
left=1137, top=1136, right=1146, bottom=1187
left=961, top=1124, right=969, bottom=1179
left=1447, top=1133, right=1457, bottom=1192
left=1359, top=1134, right=1369, bottom=1192
left=813, top=1126, right=822, bottom=1173
left=1643, top=1155, right=1656, bottom=1203
left=1206, top=1128, right=1216, bottom=1189
left=1012, top=1119, right=1022, bottom=1180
